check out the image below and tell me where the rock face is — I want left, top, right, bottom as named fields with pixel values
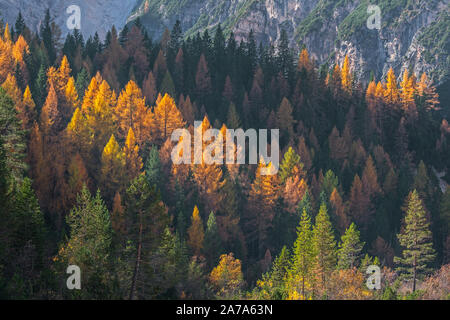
left=0, top=0, right=448, bottom=85
left=0, top=0, right=138, bottom=39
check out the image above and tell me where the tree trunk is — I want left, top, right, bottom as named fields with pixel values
left=130, top=215, right=143, bottom=300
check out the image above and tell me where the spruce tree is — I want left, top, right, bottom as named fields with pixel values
left=337, top=222, right=364, bottom=269
left=203, top=212, right=223, bottom=269
left=312, top=203, right=337, bottom=293
left=290, top=208, right=314, bottom=298
left=394, top=190, right=436, bottom=292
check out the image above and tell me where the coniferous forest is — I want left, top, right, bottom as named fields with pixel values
left=0, top=10, right=449, bottom=300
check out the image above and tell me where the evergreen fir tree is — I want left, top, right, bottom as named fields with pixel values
left=395, top=190, right=436, bottom=292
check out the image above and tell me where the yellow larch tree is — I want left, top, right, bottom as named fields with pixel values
left=40, top=83, right=61, bottom=136
left=85, top=80, right=117, bottom=153
left=283, top=165, right=308, bottom=214
left=65, top=76, right=80, bottom=111
left=123, top=128, right=143, bottom=181
left=384, top=67, right=399, bottom=104
left=399, top=69, right=417, bottom=115
left=81, top=76, right=100, bottom=114
left=21, top=86, right=37, bottom=130
left=12, top=34, right=30, bottom=83
left=100, top=134, right=126, bottom=202
left=67, top=107, right=92, bottom=155
left=298, top=48, right=313, bottom=73
left=192, top=115, right=226, bottom=214
left=187, top=205, right=204, bottom=256
left=417, top=73, right=439, bottom=111
left=152, top=93, right=186, bottom=143
left=341, top=55, right=352, bottom=93
left=0, top=23, right=15, bottom=82
left=209, top=253, right=244, bottom=298
left=115, top=80, right=152, bottom=146
left=246, top=159, right=280, bottom=257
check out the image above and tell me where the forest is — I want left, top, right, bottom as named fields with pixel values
left=0, top=10, right=449, bottom=300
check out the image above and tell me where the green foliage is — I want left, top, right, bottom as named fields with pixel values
left=57, top=186, right=114, bottom=299
left=395, top=190, right=436, bottom=291
left=337, top=222, right=364, bottom=269
left=203, top=212, right=223, bottom=269
left=0, top=87, right=27, bottom=182
left=279, top=147, right=303, bottom=183
left=145, top=145, right=162, bottom=189
left=312, top=203, right=337, bottom=286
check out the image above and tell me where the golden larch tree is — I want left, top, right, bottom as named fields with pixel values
left=123, top=128, right=143, bottom=181
left=153, top=93, right=186, bottom=143
left=187, top=205, right=205, bottom=256
left=115, top=80, right=152, bottom=146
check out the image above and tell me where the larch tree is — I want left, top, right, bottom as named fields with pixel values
left=348, top=174, right=371, bottom=232
left=65, top=76, right=80, bottom=111
left=209, top=253, right=244, bottom=299
left=329, top=188, right=350, bottom=235
left=416, top=73, right=439, bottom=111
left=277, top=97, right=295, bottom=142
left=341, top=55, right=352, bottom=93
left=100, top=134, right=125, bottom=202
left=20, top=86, right=36, bottom=131
left=187, top=205, right=205, bottom=256
left=142, top=71, right=157, bottom=105
left=153, top=93, right=185, bottom=143
left=40, top=83, right=61, bottom=136
left=123, top=128, right=143, bottom=181
left=246, top=159, right=280, bottom=258
left=395, top=190, right=436, bottom=292
left=195, top=54, right=212, bottom=99
left=384, top=67, right=399, bottom=104
left=362, top=155, right=381, bottom=198
left=115, top=80, right=151, bottom=146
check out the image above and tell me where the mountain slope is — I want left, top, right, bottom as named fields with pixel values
left=0, top=0, right=138, bottom=39
left=129, top=0, right=449, bottom=85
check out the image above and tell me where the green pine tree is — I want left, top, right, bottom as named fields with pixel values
left=0, top=87, right=27, bottom=183
left=297, top=188, right=313, bottom=219
left=290, top=208, right=314, bottom=298
left=145, top=145, right=162, bottom=189
left=312, top=203, right=337, bottom=292
left=227, top=102, right=241, bottom=129
left=57, top=186, right=114, bottom=299
left=160, top=71, right=176, bottom=98
left=394, top=190, right=436, bottom=292
left=279, top=146, right=303, bottom=183
left=337, top=222, right=365, bottom=269
left=203, top=212, right=223, bottom=269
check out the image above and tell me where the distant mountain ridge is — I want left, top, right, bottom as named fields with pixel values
left=0, top=0, right=137, bottom=39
